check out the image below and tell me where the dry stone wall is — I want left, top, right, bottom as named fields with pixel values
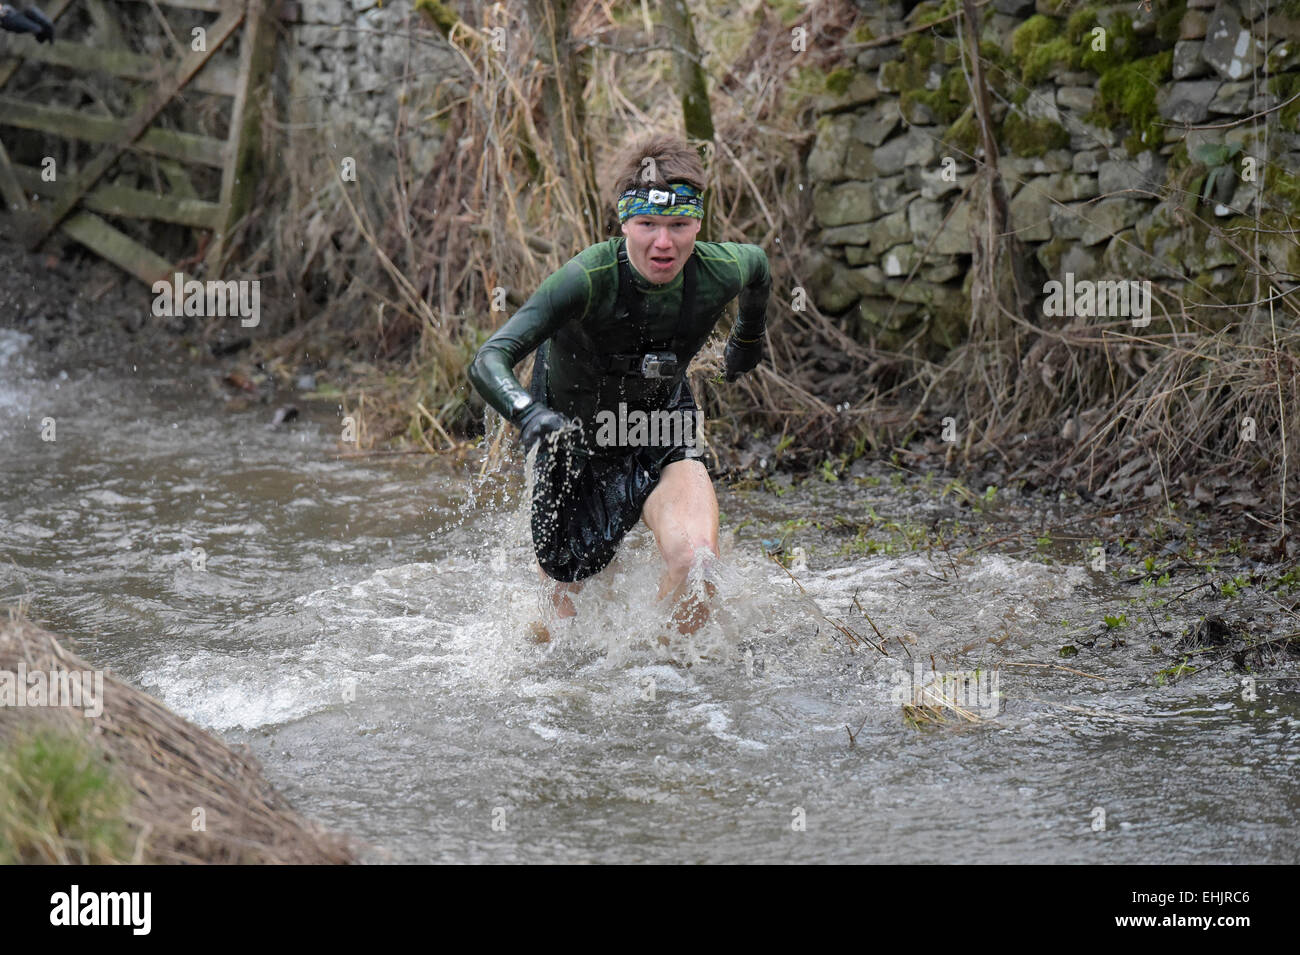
left=806, top=0, right=1300, bottom=351
left=284, top=0, right=466, bottom=181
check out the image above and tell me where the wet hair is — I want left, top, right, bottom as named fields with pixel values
left=606, top=134, right=707, bottom=210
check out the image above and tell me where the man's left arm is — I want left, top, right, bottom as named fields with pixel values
left=724, top=243, right=771, bottom=382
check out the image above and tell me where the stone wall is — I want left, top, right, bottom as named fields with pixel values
left=805, top=0, right=1300, bottom=351
left=283, top=0, right=467, bottom=182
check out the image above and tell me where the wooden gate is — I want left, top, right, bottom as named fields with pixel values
left=0, top=0, right=282, bottom=284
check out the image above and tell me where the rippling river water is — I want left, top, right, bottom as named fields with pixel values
left=1, top=328, right=1296, bottom=863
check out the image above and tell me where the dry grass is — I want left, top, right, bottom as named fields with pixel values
left=221, top=0, right=1296, bottom=525
left=0, top=611, right=353, bottom=864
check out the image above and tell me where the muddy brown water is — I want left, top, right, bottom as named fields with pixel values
left=1, top=327, right=1297, bottom=863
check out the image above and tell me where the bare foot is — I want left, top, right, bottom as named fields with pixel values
left=528, top=620, right=551, bottom=643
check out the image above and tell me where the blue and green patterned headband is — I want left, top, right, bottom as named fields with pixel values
left=617, top=182, right=705, bottom=222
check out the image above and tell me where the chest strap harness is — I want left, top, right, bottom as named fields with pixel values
left=600, top=241, right=698, bottom=379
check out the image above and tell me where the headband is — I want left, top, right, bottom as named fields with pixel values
left=617, top=181, right=705, bottom=222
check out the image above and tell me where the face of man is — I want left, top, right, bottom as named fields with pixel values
left=620, top=213, right=702, bottom=285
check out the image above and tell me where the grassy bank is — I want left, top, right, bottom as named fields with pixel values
left=0, top=612, right=352, bottom=864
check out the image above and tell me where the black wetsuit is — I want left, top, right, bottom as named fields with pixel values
left=468, top=236, right=770, bottom=581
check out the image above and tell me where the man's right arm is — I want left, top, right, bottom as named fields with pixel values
left=467, top=256, right=592, bottom=423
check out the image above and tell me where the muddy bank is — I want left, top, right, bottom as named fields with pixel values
left=0, top=614, right=352, bottom=864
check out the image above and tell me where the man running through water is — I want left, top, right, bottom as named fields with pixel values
left=468, top=135, right=770, bottom=639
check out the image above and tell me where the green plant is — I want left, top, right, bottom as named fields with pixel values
left=1104, top=612, right=1128, bottom=629
left=1220, top=575, right=1249, bottom=597
left=1192, top=142, right=1243, bottom=205
left=1155, top=660, right=1197, bottom=686
left=0, top=730, right=133, bottom=865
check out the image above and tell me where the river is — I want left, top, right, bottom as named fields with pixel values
left=1, top=326, right=1296, bottom=863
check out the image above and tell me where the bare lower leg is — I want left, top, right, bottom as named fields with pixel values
left=537, top=562, right=579, bottom=619
left=658, top=558, right=718, bottom=636
left=641, top=460, right=722, bottom=639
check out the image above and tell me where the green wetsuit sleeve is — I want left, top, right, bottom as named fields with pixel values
left=728, top=243, right=772, bottom=344
left=467, top=256, right=593, bottom=422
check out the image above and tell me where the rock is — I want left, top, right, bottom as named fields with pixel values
left=994, top=0, right=1035, bottom=14
left=1210, top=80, right=1252, bottom=113
left=813, top=260, right=862, bottom=313
left=853, top=102, right=902, bottom=147
left=1080, top=198, right=1147, bottom=246
left=900, top=97, right=936, bottom=125
left=857, top=44, right=901, bottom=71
left=1025, top=86, right=1062, bottom=124
left=807, top=115, right=855, bottom=182
left=907, top=198, right=947, bottom=242
left=1267, top=39, right=1300, bottom=74
left=1070, top=122, right=1118, bottom=150
left=1263, top=229, right=1300, bottom=277
left=1241, top=0, right=1272, bottom=21
left=1173, top=41, right=1211, bottom=79
left=812, top=181, right=880, bottom=226
left=920, top=167, right=965, bottom=201
left=865, top=207, right=911, bottom=251
left=1269, top=14, right=1300, bottom=41
left=1182, top=230, right=1240, bottom=270
left=1100, top=230, right=1149, bottom=276
left=1041, top=173, right=1100, bottom=201
left=1056, top=86, right=1095, bottom=112
left=923, top=259, right=963, bottom=283
left=296, top=374, right=317, bottom=391
left=1157, top=80, right=1222, bottom=123
left=1003, top=153, right=1071, bottom=179
left=855, top=297, right=922, bottom=344
left=1009, top=185, right=1054, bottom=241
left=820, top=222, right=877, bottom=246
left=1202, top=3, right=1266, bottom=80
left=1057, top=70, right=1095, bottom=86
left=1225, top=181, right=1258, bottom=214
left=931, top=199, right=971, bottom=255
left=871, top=175, right=918, bottom=215
left=879, top=244, right=920, bottom=277
left=298, top=24, right=346, bottom=48
left=1181, top=10, right=1210, bottom=39
left=1073, top=149, right=1104, bottom=173
left=306, top=0, right=347, bottom=24
left=1060, top=241, right=1104, bottom=280
left=1098, top=151, right=1167, bottom=196
left=891, top=279, right=964, bottom=309
left=845, top=245, right=874, bottom=266
left=986, top=13, right=1021, bottom=51
left=816, top=71, right=881, bottom=113
left=1035, top=236, right=1069, bottom=273
left=873, top=128, right=938, bottom=175
left=846, top=265, right=888, bottom=297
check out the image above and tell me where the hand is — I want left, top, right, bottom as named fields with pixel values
left=1, top=5, right=54, bottom=42
left=25, top=6, right=54, bottom=43
left=723, top=335, right=763, bottom=382
left=516, top=402, right=569, bottom=453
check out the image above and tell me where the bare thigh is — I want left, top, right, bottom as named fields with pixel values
left=641, top=459, right=719, bottom=568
